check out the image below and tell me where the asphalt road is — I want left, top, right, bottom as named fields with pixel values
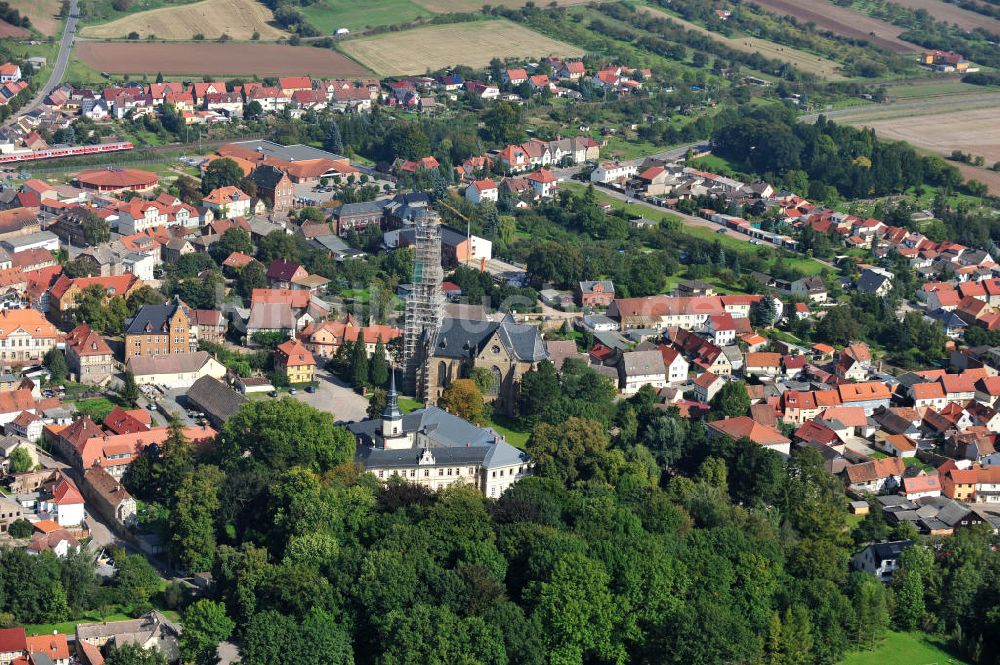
left=3, top=0, right=79, bottom=128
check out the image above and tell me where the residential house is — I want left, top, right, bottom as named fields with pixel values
left=25, top=634, right=70, bottom=665
left=857, top=269, right=893, bottom=296
left=526, top=169, right=558, bottom=198
left=942, top=467, right=977, bottom=501
left=124, top=298, right=192, bottom=359
left=465, top=179, right=499, bottom=205
left=188, top=309, right=226, bottom=345
left=850, top=540, right=913, bottom=582
left=248, top=165, right=294, bottom=212
left=202, top=186, right=252, bottom=219
left=48, top=274, right=140, bottom=323
left=126, top=351, right=226, bottom=390
left=576, top=280, right=615, bottom=308
left=0, top=309, right=59, bottom=368
left=707, top=416, right=792, bottom=456
left=275, top=339, right=316, bottom=384
left=591, top=162, right=638, bottom=184
left=0, top=628, right=27, bottom=665
left=843, top=457, right=906, bottom=494
left=618, top=349, right=666, bottom=395
left=64, top=323, right=114, bottom=384
left=902, top=474, right=942, bottom=500
left=790, top=276, right=828, bottom=303
left=81, top=466, right=137, bottom=528
left=266, top=259, right=308, bottom=289
left=744, top=352, right=782, bottom=379
left=659, top=344, right=692, bottom=382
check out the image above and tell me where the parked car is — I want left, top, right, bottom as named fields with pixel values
left=289, top=388, right=298, bottom=395
left=305, top=385, right=317, bottom=394
left=269, top=390, right=278, bottom=397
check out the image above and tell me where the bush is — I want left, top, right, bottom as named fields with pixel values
left=127, top=31, right=140, bottom=39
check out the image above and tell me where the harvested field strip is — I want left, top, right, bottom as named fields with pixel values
left=639, top=6, right=846, bottom=79
left=411, top=0, right=592, bottom=12
left=877, top=0, right=1000, bottom=33
left=8, top=0, right=60, bottom=36
left=74, top=42, right=372, bottom=76
left=341, top=20, right=584, bottom=77
left=748, top=0, right=916, bottom=53
left=845, top=107, right=1000, bottom=163
left=79, top=0, right=287, bottom=40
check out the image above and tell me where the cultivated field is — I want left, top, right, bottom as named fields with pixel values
left=341, top=20, right=585, bottom=76
left=7, top=0, right=60, bottom=35
left=748, top=0, right=917, bottom=53
left=641, top=7, right=846, bottom=79
left=854, top=107, right=1000, bottom=163
left=411, top=0, right=592, bottom=12
left=0, top=20, right=29, bottom=38
left=300, top=0, right=431, bottom=32
left=886, top=0, right=1000, bottom=34
left=74, top=42, right=371, bottom=76
left=79, top=0, right=287, bottom=39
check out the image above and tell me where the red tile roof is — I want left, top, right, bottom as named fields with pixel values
left=708, top=416, right=790, bottom=447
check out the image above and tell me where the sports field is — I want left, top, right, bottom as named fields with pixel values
left=7, top=0, right=60, bottom=35
left=341, top=20, right=584, bottom=76
left=640, top=6, right=846, bottom=80
left=74, top=42, right=371, bottom=76
left=79, top=0, right=287, bottom=40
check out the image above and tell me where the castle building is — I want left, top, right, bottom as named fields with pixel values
left=349, top=371, right=532, bottom=498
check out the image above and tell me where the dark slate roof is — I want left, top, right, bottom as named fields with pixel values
left=870, top=539, right=912, bottom=561
left=857, top=270, right=891, bottom=294
left=335, top=200, right=387, bottom=217
left=124, top=300, right=183, bottom=335
left=186, top=375, right=246, bottom=424
left=248, top=164, right=287, bottom=190
left=431, top=315, right=547, bottom=362
left=349, top=405, right=530, bottom=470
left=398, top=224, right=468, bottom=248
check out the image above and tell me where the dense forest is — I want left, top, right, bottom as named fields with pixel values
left=710, top=104, right=966, bottom=200
left=21, top=365, right=971, bottom=664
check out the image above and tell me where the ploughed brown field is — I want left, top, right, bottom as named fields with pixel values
left=748, top=0, right=917, bottom=53
left=74, top=42, right=372, bottom=77
left=0, top=20, right=29, bottom=38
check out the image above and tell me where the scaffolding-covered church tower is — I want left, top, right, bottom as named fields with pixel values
left=402, top=208, right=445, bottom=397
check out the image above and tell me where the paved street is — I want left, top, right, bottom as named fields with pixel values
left=293, top=368, right=369, bottom=423
left=4, top=0, right=79, bottom=128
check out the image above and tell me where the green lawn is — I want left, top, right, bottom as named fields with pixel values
left=840, top=631, right=968, bottom=665
left=488, top=414, right=530, bottom=449
left=300, top=0, right=431, bottom=33
left=397, top=397, right=423, bottom=414
left=74, top=396, right=120, bottom=422
left=25, top=611, right=133, bottom=636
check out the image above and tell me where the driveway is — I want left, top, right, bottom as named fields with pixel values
left=292, top=368, right=369, bottom=423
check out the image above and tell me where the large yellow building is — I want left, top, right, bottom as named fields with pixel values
left=275, top=339, right=316, bottom=385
